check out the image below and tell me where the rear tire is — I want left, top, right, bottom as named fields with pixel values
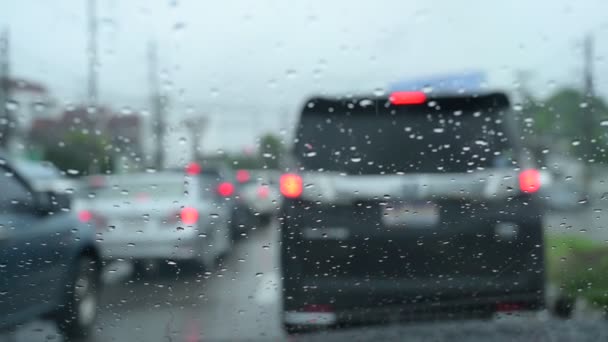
left=55, top=256, right=100, bottom=341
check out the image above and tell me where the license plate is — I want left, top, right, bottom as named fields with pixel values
left=381, top=202, right=439, bottom=228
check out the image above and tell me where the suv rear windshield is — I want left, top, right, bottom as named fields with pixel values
left=293, top=93, right=516, bottom=174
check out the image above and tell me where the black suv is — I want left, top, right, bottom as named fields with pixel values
left=279, top=91, right=545, bottom=332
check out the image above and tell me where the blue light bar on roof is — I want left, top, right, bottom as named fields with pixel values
left=389, top=71, right=487, bottom=94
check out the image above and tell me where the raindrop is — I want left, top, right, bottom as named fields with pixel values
left=433, top=127, right=445, bottom=133
left=305, top=151, right=317, bottom=157
left=286, top=69, right=297, bottom=79
left=167, top=260, right=177, bottom=266
left=359, top=99, right=373, bottom=107
left=209, top=213, right=219, bottom=218
left=513, top=104, right=523, bottom=111
left=579, top=102, right=589, bottom=108
left=173, top=22, right=186, bottom=31
left=571, top=140, right=581, bottom=146
left=5, top=100, right=18, bottom=111
left=262, top=245, right=270, bottom=250
left=179, top=137, right=187, bottom=145
left=67, top=169, right=80, bottom=175
left=33, top=102, right=47, bottom=112
left=601, top=120, right=608, bottom=127
left=373, top=88, right=385, bottom=96
left=255, top=272, right=264, bottom=277
left=350, top=157, right=362, bottom=163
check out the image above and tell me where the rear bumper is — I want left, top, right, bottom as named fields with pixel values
left=99, top=236, right=201, bottom=261
left=283, top=292, right=544, bottom=326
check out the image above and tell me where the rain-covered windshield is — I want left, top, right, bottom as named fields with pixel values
left=2, top=2, right=608, bottom=342
left=295, top=96, right=516, bottom=174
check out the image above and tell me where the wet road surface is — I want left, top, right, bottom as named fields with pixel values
left=3, top=219, right=608, bottom=341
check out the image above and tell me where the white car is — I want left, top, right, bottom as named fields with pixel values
left=238, top=174, right=281, bottom=223
left=74, top=166, right=234, bottom=272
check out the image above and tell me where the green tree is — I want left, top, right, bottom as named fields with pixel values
left=44, top=132, right=114, bottom=177
left=525, top=87, right=608, bottom=163
left=259, top=133, right=283, bottom=169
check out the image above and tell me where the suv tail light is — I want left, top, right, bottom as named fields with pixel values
left=280, top=173, right=303, bottom=198
left=519, top=169, right=541, bottom=193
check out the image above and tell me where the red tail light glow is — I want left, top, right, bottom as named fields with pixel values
left=217, top=182, right=235, bottom=197
left=280, top=173, right=303, bottom=198
left=519, top=169, right=541, bottom=193
left=389, top=91, right=427, bottom=105
left=180, top=207, right=199, bottom=225
left=185, top=162, right=202, bottom=175
left=78, top=210, right=93, bottom=223
left=78, top=210, right=107, bottom=229
left=257, top=185, right=270, bottom=199
left=236, top=169, right=250, bottom=183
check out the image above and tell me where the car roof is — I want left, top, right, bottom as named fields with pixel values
left=302, top=91, right=509, bottom=107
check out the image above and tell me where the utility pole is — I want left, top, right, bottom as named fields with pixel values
left=87, top=0, right=98, bottom=107
left=582, top=34, right=595, bottom=201
left=148, top=40, right=165, bottom=170
left=184, top=116, right=207, bottom=162
left=0, top=28, right=12, bottom=150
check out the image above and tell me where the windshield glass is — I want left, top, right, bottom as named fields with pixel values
left=2, top=1, right=608, bottom=341
left=295, top=98, right=515, bottom=174
left=81, top=178, right=186, bottom=200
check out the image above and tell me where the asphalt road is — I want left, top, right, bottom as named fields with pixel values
left=3, top=219, right=608, bottom=342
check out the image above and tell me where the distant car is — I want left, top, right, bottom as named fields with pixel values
left=0, top=153, right=102, bottom=340
left=280, top=91, right=545, bottom=333
left=228, top=169, right=280, bottom=238
left=237, top=172, right=281, bottom=225
left=74, top=164, right=234, bottom=273
left=12, top=159, right=76, bottom=194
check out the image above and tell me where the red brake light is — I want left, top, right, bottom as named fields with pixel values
left=180, top=207, right=199, bottom=225
left=280, top=173, right=303, bottom=198
left=217, top=182, right=235, bottom=197
left=236, top=169, right=250, bottom=183
left=257, top=185, right=270, bottom=199
left=519, top=169, right=541, bottom=193
left=186, top=162, right=202, bottom=175
left=78, top=210, right=93, bottom=223
left=389, top=91, right=427, bottom=105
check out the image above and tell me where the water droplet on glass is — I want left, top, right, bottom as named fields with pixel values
left=572, top=140, right=581, bottom=146
left=5, top=100, right=18, bottom=111
left=373, top=88, right=385, bottom=96
left=350, top=157, right=362, bottom=163
left=179, top=137, right=187, bottom=145
left=286, top=69, right=297, bottom=79
left=67, top=169, right=80, bottom=175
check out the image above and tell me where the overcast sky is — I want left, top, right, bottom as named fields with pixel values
left=2, top=0, right=608, bottom=156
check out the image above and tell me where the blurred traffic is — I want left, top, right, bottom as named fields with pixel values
left=3, top=1, right=608, bottom=341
